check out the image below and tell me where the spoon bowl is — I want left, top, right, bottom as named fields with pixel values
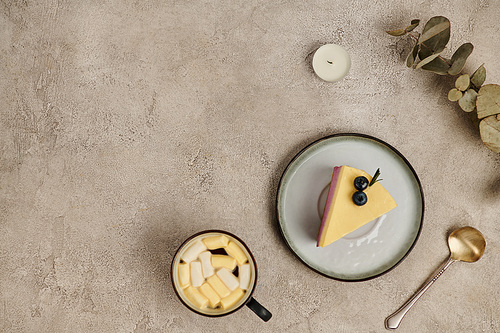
left=385, top=226, right=486, bottom=330
left=448, top=226, right=486, bottom=262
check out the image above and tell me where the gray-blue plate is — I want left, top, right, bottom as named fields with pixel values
left=276, top=134, right=424, bottom=281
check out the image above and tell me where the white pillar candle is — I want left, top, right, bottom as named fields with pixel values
left=312, top=44, right=351, bottom=82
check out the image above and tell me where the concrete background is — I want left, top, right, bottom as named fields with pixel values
left=1, top=1, right=499, bottom=332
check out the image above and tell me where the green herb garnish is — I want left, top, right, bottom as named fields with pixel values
left=369, top=168, right=383, bottom=187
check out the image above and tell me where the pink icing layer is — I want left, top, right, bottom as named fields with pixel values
left=316, top=166, right=341, bottom=246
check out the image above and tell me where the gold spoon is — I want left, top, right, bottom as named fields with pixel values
left=385, top=226, right=486, bottom=330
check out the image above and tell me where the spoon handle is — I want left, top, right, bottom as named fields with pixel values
left=385, top=257, right=455, bottom=330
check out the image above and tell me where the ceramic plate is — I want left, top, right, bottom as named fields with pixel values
left=276, top=134, right=424, bottom=281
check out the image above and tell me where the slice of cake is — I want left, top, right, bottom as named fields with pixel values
left=316, top=166, right=397, bottom=247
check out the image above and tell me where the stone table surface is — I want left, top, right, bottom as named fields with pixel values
left=1, top=1, right=499, bottom=332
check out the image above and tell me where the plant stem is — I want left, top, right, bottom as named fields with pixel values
left=369, top=168, right=382, bottom=187
left=408, top=32, right=452, bottom=66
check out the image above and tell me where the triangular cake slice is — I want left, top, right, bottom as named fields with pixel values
left=317, top=165, right=397, bottom=247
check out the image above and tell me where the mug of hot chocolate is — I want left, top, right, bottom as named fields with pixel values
left=171, top=230, right=272, bottom=321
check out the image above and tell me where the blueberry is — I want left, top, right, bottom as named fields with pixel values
left=354, top=176, right=369, bottom=191
left=352, top=191, right=367, bottom=206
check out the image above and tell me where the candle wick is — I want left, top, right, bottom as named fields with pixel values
left=327, top=60, right=333, bottom=64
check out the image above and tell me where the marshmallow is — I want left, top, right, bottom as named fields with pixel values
left=203, top=235, right=229, bottom=249
left=199, top=283, right=221, bottom=308
left=206, top=274, right=230, bottom=298
left=180, top=240, right=207, bottom=264
left=190, top=261, right=204, bottom=287
left=198, top=251, right=215, bottom=278
left=211, top=255, right=237, bottom=271
left=184, top=286, right=208, bottom=309
left=178, top=262, right=190, bottom=289
left=239, top=264, right=251, bottom=290
left=220, top=288, right=245, bottom=310
left=225, top=241, right=248, bottom=265
left=216, top=268, right=239, bottom=291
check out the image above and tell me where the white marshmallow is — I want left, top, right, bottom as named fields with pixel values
left=178, top=262, right=190, bottom=289
left=190, top=261, right=204, bottom=287
left=216, top=268, right=239, bottom=291
left=203, top=235, right=229, bottom=249
left=180, top=240, right=207, bottom=263
left=239, top=264, right=251, bottom=290
left=199, top=251, right=214, bottom=278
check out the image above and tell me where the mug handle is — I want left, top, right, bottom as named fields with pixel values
left=246, top=297, right=272, bottom=322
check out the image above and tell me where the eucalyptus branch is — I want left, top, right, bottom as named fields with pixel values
left=387, top=16, right=500, bottom=154
left=407, top=32, right=452, bottom=66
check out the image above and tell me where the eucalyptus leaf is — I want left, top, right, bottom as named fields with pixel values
left=479, top=114, right=500, bottom=153
left=470, top=64, right=486, bottom=88
left=448, top=88, right=463, bottom=102
left=455, top=74, right=470, bottom=91
left=406, top=41, right=420, bottom=67
left=458, top=89, right=478, bottom=112
left=405, top=19, right=420, bottom=32
left=386, top=28, right=407, bottom=36
left=415, top=51, right=443, bottom=69
left=418, top=16, right=451, bottom=59
left=448, top=43, right=474, bottom=75
left=476, top=84, right=500, bottom=119
left=418, top=21, right=450, bottom=45
left=420, top=56, right=451, bottom=75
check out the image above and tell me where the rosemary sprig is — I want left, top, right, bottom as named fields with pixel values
left=369, top=168, right=383, bottom=187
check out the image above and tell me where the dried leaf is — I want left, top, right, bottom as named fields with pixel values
left=455, top=74, right=470, bottom=91
left=448, top=43, right=474, bottom=75
left=479, top=114, right=500, bottom=153
left=420, top=56, right=451, bottom=75
left=415, top=51, right=443, bottom=69
left=476, top=84, right=500, bottom=119
left=418, top=21, right=451, bottom=45
left=406, top=41, right=420, bottom=68
left=405, top=19, right=420, bottom=32
left=418, top=16, right=451, bottom=59
left=458, top=89, right=478, bottom=112
left=448, top=88, right=463, bottom=102
left=470, top=64, right=486, bottom=88
left=386, top=28, right=407, bottom=36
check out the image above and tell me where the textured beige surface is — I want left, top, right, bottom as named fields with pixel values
left=1, top=1, right=499, bottom=332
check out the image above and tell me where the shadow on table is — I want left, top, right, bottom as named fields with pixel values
left=484, top=175, right=500, bottom=199
left=138, top=209, right=198, bottom=295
